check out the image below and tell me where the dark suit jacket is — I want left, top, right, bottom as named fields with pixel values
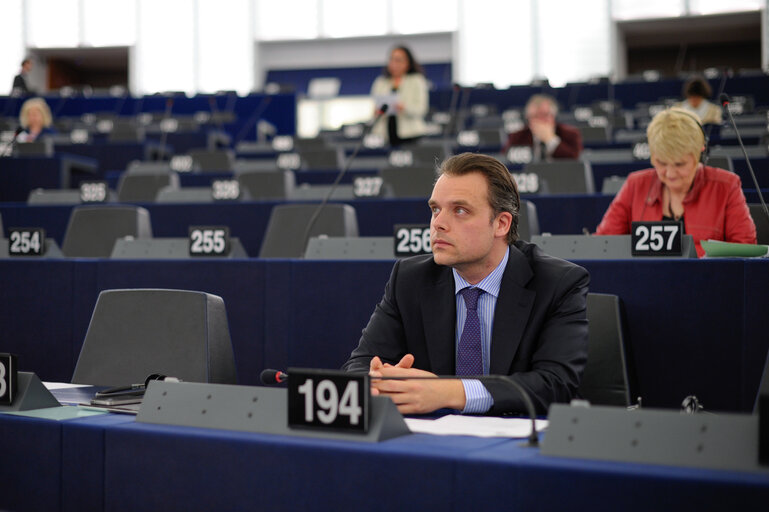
left=343, top=240, right=589, bottom=415
left=12, top=74, right=29, bottom=94
left=504, top=122, right=583, bottom=159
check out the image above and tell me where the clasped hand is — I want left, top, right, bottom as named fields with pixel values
left=369, top=354, right=466, bottom=414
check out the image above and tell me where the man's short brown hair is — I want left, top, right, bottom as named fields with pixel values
left=436, top=152, right=520, bottom=244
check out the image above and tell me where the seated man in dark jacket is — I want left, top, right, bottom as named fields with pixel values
left=503, top=94, right=582, bottom=161
left=343, top=153, right=589, bottom=415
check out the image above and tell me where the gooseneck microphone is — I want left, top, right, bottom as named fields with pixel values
left=299, top=104, right=389, bottom=250
left=0, top=126, right=24, bottom=157
left=260, top=367, right=539, bottom=446
left=719, top=93, right=769, bottom=225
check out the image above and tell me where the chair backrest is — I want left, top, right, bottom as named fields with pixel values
left=259, top=204, right=359, bottom=258
left=707, top=155, right=733, bottom=172
left=578, top=125, right=609, bottom=143
left=13, top=138, right=54, bottom=157
left=117, top=171, right=180, bottom=203
left=238, top=169, right=295, bottom=200
left=62, top=205, right=153, bottom=257
left=601, top=176, right=627, bottom=195
left=298, top=148, right=342, bottom=170
left=188, top=149, right=234, bottom=172
left=518, top=199, right=540, bottom=242
left=380, top=166, right=437, bottom=198
left=72, top=289, right=237, bottom=386
left=749, top=204, right=769, bottom=245
left=579, top=293, right=633, bottom=406
left=523, top=161, right=595, bottom=194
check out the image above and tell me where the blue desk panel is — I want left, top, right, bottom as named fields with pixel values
left=0, top=154, right=98, bottom=202
left=0, top=259, right=766, bottom=412
left=1, top=411, right=766, bottom=512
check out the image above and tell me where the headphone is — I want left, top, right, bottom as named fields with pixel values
left=669, top=108, right=710, bottom=165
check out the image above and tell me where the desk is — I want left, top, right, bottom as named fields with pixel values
left=0, top=410, right=766, bottom=512
left=0, top=259, right=767, bottom=412
left=0, top=154, right=98, bottom=202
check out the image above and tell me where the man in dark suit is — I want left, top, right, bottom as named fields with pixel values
left=503, top=94, right=582, bottom=160
left=12, top=58, right=34, bottom=96
left=343, top=153, right=589, bottom=415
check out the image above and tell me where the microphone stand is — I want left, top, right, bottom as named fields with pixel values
left=299, top=105, right=389, bottom=250
left=720, top=94, right=769, bottom=224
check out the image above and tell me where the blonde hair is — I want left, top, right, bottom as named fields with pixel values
left=19, top=98, right=53, bottom=129
left=647, top=107, right=704, bottom=161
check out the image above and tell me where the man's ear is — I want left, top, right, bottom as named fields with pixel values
left=495, top=212, right=513, bottom=239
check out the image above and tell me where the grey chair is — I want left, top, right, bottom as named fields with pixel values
left=155, top=186, right=215, bottom=203
left=517, top=199, right=540, bottom=242
left=259, top=204, right=359, bottom=258
left=298, top=148, right=341, bottom=170
left=579, top=293, right=633, bottom=406
left=238, top=169, right=296, bottom=200
left=71, top=289, right=237, bottom=387
left=380, top=166, right=437, bottom=198
left=601, top=176, right=627, bottom=195
left=126, top=160, right=174, bottom=174
left=706, top=155, right=733, bottom=172
left=523, top=160, right=595, bottom=194
left=188, top=149, right=234, bottom=171
left=61, top=205, right=153, bottom=257
left=749, top=204, right=769, bottom=245
left=117, top=170, right=180, bottom=202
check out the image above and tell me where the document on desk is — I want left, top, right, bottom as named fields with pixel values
left=405, top=415, right=548, bottom=438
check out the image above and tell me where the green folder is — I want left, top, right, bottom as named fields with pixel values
left=701, top=240, right=769, bottom=258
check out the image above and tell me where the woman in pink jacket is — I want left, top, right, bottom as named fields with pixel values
left=596, top=107, right=756, bottom=257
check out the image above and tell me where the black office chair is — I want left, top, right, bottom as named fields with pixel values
left=579, top=293, right=634, bottom=406
left=380, top=166, right=437, bottom=198
left=749, top=204, right=769, bottom=245
left=117, top=170, right=180, bottom=202
left=237, top=170, right=295, bottom=200
left=72, top=289, right=237, bottom=387
left=259, top=204, right=359, bottom=258
left=61, top=205, right=153, bottom=257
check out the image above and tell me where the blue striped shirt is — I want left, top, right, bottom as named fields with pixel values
left=453, top=247, right=509, bottom=414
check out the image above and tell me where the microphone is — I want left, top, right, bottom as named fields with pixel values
left=719, top=93, right=769, bottom=226
left=260, top=368, right=288, bottom=384
left=1, top=126, right=24, bottom=157
left=158, top=96, right=175, bottom=161
left=263, top=367, right=539, bottom=446
left=299, top=104, right=389, bottom=250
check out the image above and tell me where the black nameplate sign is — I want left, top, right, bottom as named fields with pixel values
left=189, top=226, right=230, bottom=257
left=8, top=228, right=45, bottom=256
left=631, top=221, right=683, bottom=256
left=394, top=224, right=431, bottom=257
left=211, top=179, right=241, bottom=201
left=79, top=180, right=108, bottom=203
left=0, top=353, right=18, bottom=405
left=353, top=176, right=383, bottom=198
left=288, top=368, right=369, bottom=434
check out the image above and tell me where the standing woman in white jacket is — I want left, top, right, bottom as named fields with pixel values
left=370, top=45, right=429, bottom=147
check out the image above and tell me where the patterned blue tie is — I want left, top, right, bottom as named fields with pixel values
left=456, top=287, right=483, bottom=376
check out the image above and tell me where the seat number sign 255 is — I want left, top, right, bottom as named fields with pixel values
left=288, top=369, right=369, bottom=433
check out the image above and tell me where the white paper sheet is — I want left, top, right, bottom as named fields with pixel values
left=405, top=415, right=548, bottom=438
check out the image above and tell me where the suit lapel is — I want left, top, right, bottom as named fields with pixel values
left=489, top=245, right=535, bottom=375
left=421, top=265, right=457, bottom=375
